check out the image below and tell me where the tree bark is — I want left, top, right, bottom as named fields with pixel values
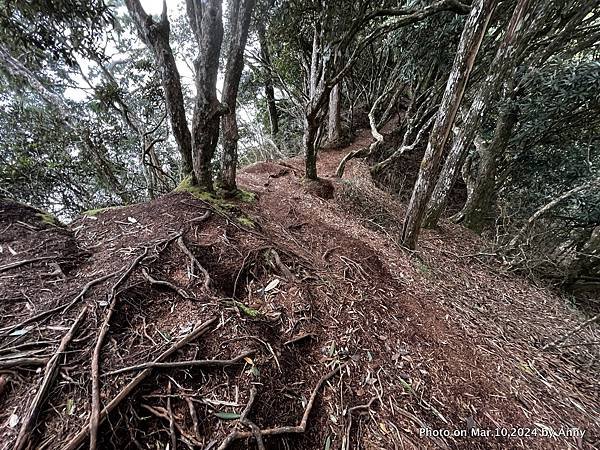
left=303, top=113, right=320, bottom=180
left=257, top=22, right=279, bottom=136
left=401, top=0, right=495, bottom=249
left=125, top=0, right=194, bottom=178
left=458, top=103, right=518, bottom=231
left=220, top=0, right=255, bottom=192
left=327, top=83, right=342, bottom=145
left=187, top=0, right=225, bottom=191
left=423, top=0, right=531, bottom=228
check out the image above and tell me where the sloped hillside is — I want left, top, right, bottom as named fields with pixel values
left=0, top=138, right=598, bottom=450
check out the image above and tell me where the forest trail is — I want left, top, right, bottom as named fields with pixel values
left=0, top=136, right=598, bottom=450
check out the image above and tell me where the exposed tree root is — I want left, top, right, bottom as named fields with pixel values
left=63, top=317, right=217, bottom=450
left=141, top=267, right=191, bottom=299
left=90, top=247, right=150, bottom=450
left=103, top=349, right=255, bottom=376
left=14, top=306, right=88, bottom=450
left=176, top=236, right=211, bottom=291
left=217, top=364, right=344, bottom=449
left=0, top=255, right=57, bottom=273
left=0, top=271, right=117, bottom=338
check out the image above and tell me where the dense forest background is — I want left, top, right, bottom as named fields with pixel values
left=1, top=0, right=599, bottom=286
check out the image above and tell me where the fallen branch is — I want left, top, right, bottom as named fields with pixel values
left=103, top=349, right=254, bottom=377
left=543, top=312, right=600, bottom=351
left=177, top=236, right=211, bottom=291
left=14, top=306, right=87, bottom=450
left=141, top=267, right=191, bottom=299
left=217, top=364, right=344, bottom=448
left=90, top=248, right=149, bottom=450
left=63, top=317, right=217, bottom=450
left=0, top=256, right=56, bottom=273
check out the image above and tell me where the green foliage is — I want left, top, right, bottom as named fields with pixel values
left=0, top=0, right=112, bottom=67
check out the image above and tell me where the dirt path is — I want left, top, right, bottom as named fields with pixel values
left=0, top=138, right=598, bottom=449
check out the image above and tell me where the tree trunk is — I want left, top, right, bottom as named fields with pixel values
left=257, top=22, right=279, bottom=136
left=125, top=0, right=193, bottom=179
left=458, top=103, right=518, bottom=231
left=304, top=114, right=319, bottom=180
left=187, top=0, right=225, bottom=191
left=401, top=0, right=496, bottom=249
left=423, top=0, right=531, bottom=228
left=220, top=0, right=255, bottom=192
left=327, top=83, right=342, bottom=145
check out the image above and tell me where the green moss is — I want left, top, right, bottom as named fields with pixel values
left=175, top=177, right=257, bottom=213
left=36, top=212, right=62, bottom=227
left=237, top=216, right=255, bottom=228
left=234, top=301, right=261, bottom=318
left=234, top=189, right=257, bottom=203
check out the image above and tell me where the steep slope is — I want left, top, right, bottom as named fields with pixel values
left=0, top=138, right=598, bottom=450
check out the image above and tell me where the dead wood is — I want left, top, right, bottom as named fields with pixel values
left=63, top=317, right=217, bottom=450
left=13, top=306, right=87, bottom=450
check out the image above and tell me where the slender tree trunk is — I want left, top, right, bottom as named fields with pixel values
left=187, top=0, right=225, bottom=191
left=423, top=0, right=531, bottom=227
left=125, top=0, right=193, bottom=178
left=401, top=0, right=496, bottom=249
left=327, top=83, right=342, bottom=145
left=257, top=22, right=279, bottom=136
left=458, top=103, right=518, bottom=231
left=220, top=0, right=255, bottom=192
left=509, top=178, right=600, bottom=248
left=304, top=113, right=319, bottom=180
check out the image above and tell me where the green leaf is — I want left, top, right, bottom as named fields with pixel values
left=324, top=435, right=331, bottom=450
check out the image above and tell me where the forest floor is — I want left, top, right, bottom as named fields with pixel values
left=1, top=130, right=599, bottom=450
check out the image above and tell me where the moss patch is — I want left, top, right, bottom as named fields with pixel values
left=36, top=212, right=62, bottom=227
